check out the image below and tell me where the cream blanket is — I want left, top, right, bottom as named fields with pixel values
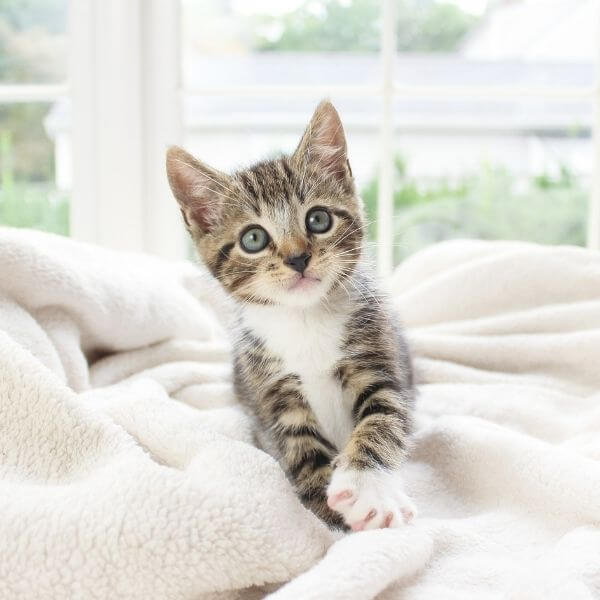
left=1, top=227, right=599, bottom=599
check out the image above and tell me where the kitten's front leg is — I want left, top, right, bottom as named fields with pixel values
left=261, top=374, right=346, bottom=529
left=279, top=424, right=346, bottom=528
left=327, top=381, right=417, bottom=531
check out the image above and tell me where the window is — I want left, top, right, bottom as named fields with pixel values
left=0, top=0, right=69, bottom=235
left=387, top=2, right=596, bottom=265
left=180, top=0, right=600, bottom=273
left=4, top=1, right=599, bottom=274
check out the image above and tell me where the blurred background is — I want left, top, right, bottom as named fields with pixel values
left=0, top=0, right=598, bottom=272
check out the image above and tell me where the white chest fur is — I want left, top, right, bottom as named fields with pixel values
left=242, top=302, right=354, bottom=449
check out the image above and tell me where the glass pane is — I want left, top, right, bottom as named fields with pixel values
left=395, top=0, right=480, bottom=53
left=386, top=127, right=590, bottom=264
left=181, top=0, right=381, bottom=88
left=0, top=0, right=68, bottom=83
left=0, top=102, right=69, bottom=235
left=387, top=0, right=596, bottom=264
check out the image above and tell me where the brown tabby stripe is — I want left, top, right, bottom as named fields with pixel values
left=276, top=422, right=337, bottom=452
left=210, top=242, right=234, bottom=276
left=238, top=172, right=262, bottom=209
left=331, top=208, right=354, bottom=222
left=352, top=380, right=400, bottom=420
left=289, top=446, right=331, bottom=479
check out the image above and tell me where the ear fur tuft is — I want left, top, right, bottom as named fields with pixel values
left=166, top=146, right=230, bottom=233
left=292, top=100, right=351, bottom=184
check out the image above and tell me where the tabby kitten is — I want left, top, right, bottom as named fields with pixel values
left=166, top=100, right=416, bottom=531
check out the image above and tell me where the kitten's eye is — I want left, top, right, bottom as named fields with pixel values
left=240, top=226, right=269, bottom=253
left=306, top=208, right=332, bottom=234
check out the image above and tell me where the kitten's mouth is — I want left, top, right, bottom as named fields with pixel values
left=288, top=274, right=321, bottom=291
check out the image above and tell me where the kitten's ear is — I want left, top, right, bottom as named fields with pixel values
left=292, top=100, right=352, bottom=184
left=166, top=146, right=229, bottom=233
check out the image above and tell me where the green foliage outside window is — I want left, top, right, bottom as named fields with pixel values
left=361, top=158, right=587, bottom=264
left=0, top=0, right=68, bottom=234
left=0, top=129, right=68, bottom=234
left=252, top=0, right=478, bottom=53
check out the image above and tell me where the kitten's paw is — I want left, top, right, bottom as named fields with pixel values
left=326, top=467, right=416, bottom=531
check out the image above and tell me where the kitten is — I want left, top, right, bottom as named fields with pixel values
left=166, top=100, right=416, bottom=531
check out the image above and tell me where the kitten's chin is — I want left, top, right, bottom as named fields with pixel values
left=277, top=274, right=328, bottom=308
left=288, top=275, right=321, bottom=292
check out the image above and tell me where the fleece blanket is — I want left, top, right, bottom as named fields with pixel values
left=0, top=227, right=599, bottom=600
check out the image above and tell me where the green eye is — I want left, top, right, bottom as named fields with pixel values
left=240, top=226, right=269, bottom=253
left=306, top=208, right=332, bottom=234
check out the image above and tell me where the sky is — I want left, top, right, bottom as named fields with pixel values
left=232, top=0, right=490, bottom=17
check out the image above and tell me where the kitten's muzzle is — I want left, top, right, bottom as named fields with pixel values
left=284, top=252, right=312, bottom=274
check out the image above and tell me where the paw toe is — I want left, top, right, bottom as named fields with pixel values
left=326, top=489, right=355, bottom=510
left=401, top=506, right=415, bottom=523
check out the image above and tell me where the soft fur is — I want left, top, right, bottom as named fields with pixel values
left=166, top=100, right=416, bottom=530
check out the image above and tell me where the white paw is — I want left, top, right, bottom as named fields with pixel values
left=326, top=467, right=417, bottom=531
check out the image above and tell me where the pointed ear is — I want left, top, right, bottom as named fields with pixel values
left=292, top=100, right=351, bottom=184
left=166, top=146, right=229, bottom=233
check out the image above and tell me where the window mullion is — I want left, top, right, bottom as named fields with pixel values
left=377, top=0, right=396, bottom=276
left=142, top=0, right=185, bottom=258
left=69, top=0, right=183, bottom=257
left=588, top=13, right=600, bottom=249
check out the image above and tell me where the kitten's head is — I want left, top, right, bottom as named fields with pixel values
left=166, top=100, right=363, bottom=308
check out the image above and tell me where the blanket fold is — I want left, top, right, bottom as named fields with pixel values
left=1, top=228, right=599, bottom=599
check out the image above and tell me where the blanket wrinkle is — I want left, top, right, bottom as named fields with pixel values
left=1, top=228, right=599, bottom=599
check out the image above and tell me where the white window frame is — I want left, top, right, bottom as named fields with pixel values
left=589, top=20, right=600, bottom=250
left=0, top=0, right=598, bottom=270
left=69, top=0, right=184, bottom=258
